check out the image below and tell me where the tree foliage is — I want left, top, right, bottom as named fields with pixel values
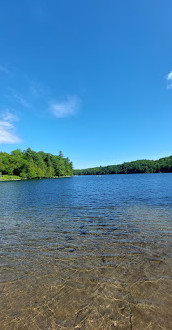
left=74, top=156, right=172, bottom=175
left=0, top=148, right=73, bottom=179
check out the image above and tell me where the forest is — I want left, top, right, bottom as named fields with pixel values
left=0, top=148, right=73, bottom=179
left=74, top=156, right=172, bottom=175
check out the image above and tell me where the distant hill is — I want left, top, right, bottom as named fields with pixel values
left=0, top=148, right=73, bottom=179
left=74, top=156, right=172, bottom=175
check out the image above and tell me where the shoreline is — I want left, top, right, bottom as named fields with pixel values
left=0, top=175, right=73, bottom=182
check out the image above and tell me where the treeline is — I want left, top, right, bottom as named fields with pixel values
left=0, top=148, right=73, bottom=179
left=74, top=156, right=172, bottom=175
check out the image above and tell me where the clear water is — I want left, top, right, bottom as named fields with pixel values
left=0, top=174, right=172, bottom=329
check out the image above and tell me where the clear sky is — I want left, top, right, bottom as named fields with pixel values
left=0, top=0, right=172, bottom=169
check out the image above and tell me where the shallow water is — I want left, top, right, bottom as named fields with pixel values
left=0, top=174, right=172, bottom=329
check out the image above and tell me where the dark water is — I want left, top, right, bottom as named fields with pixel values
left=0, top=174, right=172, bottom=329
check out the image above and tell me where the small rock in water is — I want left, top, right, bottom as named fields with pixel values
left=80, top=231, right=86, bottom=235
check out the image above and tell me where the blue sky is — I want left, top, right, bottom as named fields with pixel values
left=0, top=0, right=172, bottom=169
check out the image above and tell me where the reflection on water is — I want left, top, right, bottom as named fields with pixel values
left=0, top=174, right=172, bottom=329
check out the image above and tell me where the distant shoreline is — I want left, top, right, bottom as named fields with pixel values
left=1, top=172, right=172, bottom=182
left=74, top=155, right=172, bottom=175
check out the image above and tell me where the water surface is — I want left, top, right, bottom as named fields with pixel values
left=0, top=174, right=172, bottom=329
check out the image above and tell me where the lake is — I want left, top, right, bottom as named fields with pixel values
left=0, top=174, right=172, bottom=329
